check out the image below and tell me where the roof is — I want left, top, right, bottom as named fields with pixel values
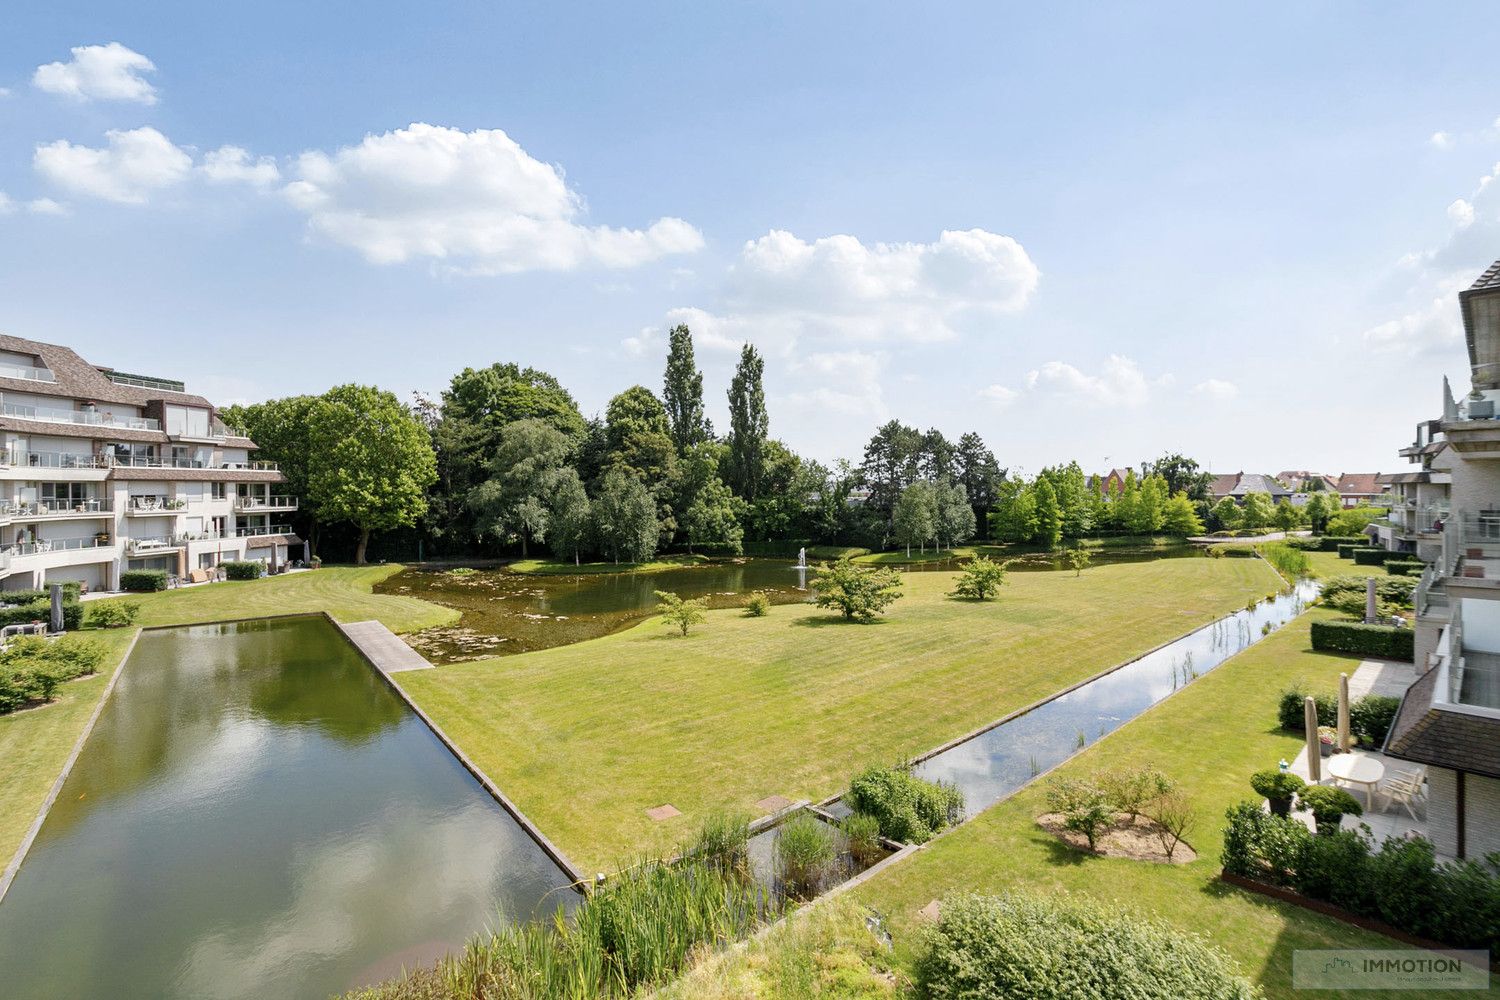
left=1209, top=472, right=1290, bottom=498
left=1384, top=666, right=1500, bottom=780
left=0, top=334, right=215, bottom=410
left=1466, top=259, right=1500, bottom=294
left=1333, top=472, right=1385, bottom=495
left=109, top=466, right=286, bottom=483
left=1209, top=472, right=1242, bottom=497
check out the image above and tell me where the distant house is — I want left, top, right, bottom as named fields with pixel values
left=1331, top=472, right=1390, bottom=508
left=1087, top=467, right=1132, bottom=497
left=1277, top=470, right=1338, bottom=492
left=1207, top=472, right=1292, bottom=503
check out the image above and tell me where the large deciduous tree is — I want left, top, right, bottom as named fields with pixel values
left=467, top=418, right=572, bottom=555
left=894, top=480, right=938, bottom=556
left=1034, top=478, right=1063, bottom=550
left=307, top=385, right=436, bottom=564
left=546, top=468, right=591, bottom=565
left=605, top=385, right=678, bottom=543
left=222, top=395, right=322, bottom=549
left=1140, top=453, right=1212, bottom=501
left=724, top=344, right=769, bottom=501
left=662, top=324, right=711, bottom=452
left=590, top=467, right=658, bottom=564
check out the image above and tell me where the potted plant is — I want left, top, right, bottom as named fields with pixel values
left=1250, top=769, right=1306, bottom=818
left=1296, top=785, right=1363, bottom=834
left=1317, top=725, right=1337, bottom=757
left=309, top=555, right=322, bottom=570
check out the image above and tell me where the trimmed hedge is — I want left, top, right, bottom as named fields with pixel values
left=1309, top=620, right=1414, bottom=659
left=0, top=601, right=83, bottom=630
left=1351, top=547, right=1405, bottom=566
left=121, top=569, right=168, bottom=592
left=0, top=582, right=83, bottom=605
left=223, top=560, right=264, bottom=581
left=1386, top=559, right=1424, bottom=576
left=1278, top=688, right=1338, bottom=732
left=1336, top=543, right=1364, bottom=559
left=1314, top=535, right=1367, bottom=552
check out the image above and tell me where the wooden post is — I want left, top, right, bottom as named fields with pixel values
left=1304, top=696, right=1321, bottom=783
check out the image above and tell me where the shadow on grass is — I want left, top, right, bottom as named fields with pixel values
left=788, top=614, right=892, bottom=629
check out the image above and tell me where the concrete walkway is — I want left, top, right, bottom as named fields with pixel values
left=339, top=620, right=434, bottom=672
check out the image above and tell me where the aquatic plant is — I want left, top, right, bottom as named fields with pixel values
left=846, top=764, right=963, bottom=844
left=839, top=812, right=884, bottom=865
left=683, top=812, right=750, bottom=873
left=776, top=813, right=836, bottom=896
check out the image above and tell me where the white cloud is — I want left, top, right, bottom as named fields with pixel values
left=1191, top=378, right=1239, bottom=401
left=34, top=127, right=192, bottom=204
left=1362, top=290, right=1463, bottom=354
left=26, top=198, right=68, bottom=216
left=0, top=192, right=12, bottom=214
left=32, top=42, right=158, bottom=104
left=1430, top=130, right=1454, bottom=150
left=1448, top=198, right=1475, bottom=228
left=281, top=123, right=703, bottom=273
left=979, top=384, right=1019, bottom=406
left=201, top=145, right=280, bottom=187
left=1023, top=355, right=1159, bottom=407
left=784, top=350, right=889, bottom=419
left=0, top=87, right=11, bottom=98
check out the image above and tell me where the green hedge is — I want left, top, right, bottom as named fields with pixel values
left=121, top=569, right=168, bottom=592
left=1386, top=559, right=1424, bottom=576
left=1336, top=543, right=1364, bottom=559
left=1309, top=620, right=1414, bottom=659
left=0, top=601, right=82, bottom=630
left=1278, top=688, right=1338, bottom=731
left=0, top=582, right=83, bottom=605
left=1352, top=547, right=1405, bottom=566
left=223, top=561, right=264, bottom=581
left=1313, top=535, right=1366, bottom=552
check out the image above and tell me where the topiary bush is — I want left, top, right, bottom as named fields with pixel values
left=1385, top=559, right=1424, bottom=576
left=846, top=763, right=963, bottom=844
left=121, top=569, right=168, bottom=592
left=913, top=892, right=1259, bottom=1000
left=222, top=561, right=263, bottom=581
left=1309, top=620, right=1414, bottom=659
left=1249, top=770, right=1305, bottom=816
left=1297, top=785, right=1363, bottom=832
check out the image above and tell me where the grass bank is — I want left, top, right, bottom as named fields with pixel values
left=849, top=607, right=1447, bottom=1000
left=400, top=556, right=1283, bottom=869
left=507, top=554, right=714, bottom=575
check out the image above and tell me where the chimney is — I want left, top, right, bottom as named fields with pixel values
left=1459, top=259, right=1500, bottom=390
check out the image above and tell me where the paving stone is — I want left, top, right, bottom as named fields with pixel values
left=755, top=794, right=794, bottom=814
left=645, top=804, right=681, bottom=821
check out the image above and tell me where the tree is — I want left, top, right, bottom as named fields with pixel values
left=662, top=324, right=710, bottom=452
left=306, top=385, right=437, bottom=564
left=1210, top=496, right=1243, bottom=531
left=654, top=590, right=708, bottom=636
left=1034, top=478, right=1063, bottom=550
left=859, top=420, right=923, bottom=529
left=1114, top=470, right=1141, bottom=533
left=936, top=481, right=977, bottom=550
left=591, top=468, right=658, bottom=564
left=605, top=386, right=678, bottom=543
left=894, top=481, right=938, bottom=556
left=1304, top=492, right=1331, bottom=534
left=467, top=418, right=572, bottom=555
left=1239, top=491, right=1275, bottom=530
left=725, top=343, right=769, bottom=500
left=1128, top=474, right=1168, bottom=535
left=812, top=557, right=903, bottom=622
left=1161, top=493, right=1206, bottom=536
left=1273, top=499, right=1302, bottom=534
left=1327, top=504, right=1382, bottom=538
left=678, top=444, right=745, bottom=553
left=1141, top=453, right=1212, bottom=501
left=954, top=432, right=1003, bottom=535
left=547, top=468, right=591, bottom=565
left=951, top=555, right=1007, bottom=600
left=989, top=477, right=1037, bottom=544
left=1065, top=545, right=1092, bottom=576
left=919, top=428, right=956, bottom=481
left=223, top=395, right=321, bottom=549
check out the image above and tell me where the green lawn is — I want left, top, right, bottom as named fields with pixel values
left=507, top=554, right=713, bottom=575
left=0, top=628, right=136, bottom=867
left=850, top=607, right=1482, bottom=1000
left=399, top=556, right=1284, bottom=870
left=130, top=564, right=456, bottom=633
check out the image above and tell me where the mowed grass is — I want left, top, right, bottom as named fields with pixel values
left=399, top=556, right=1283, bottom=870
left=508, top=555, right=712, bottom=575
left=0, top=628, right=136, bottom=866
left=850, top=607, right=1473, bottom=1000
left=130, top=564, right=457, bottom=633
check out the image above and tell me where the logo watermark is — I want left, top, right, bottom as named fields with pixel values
left=1293, top=949, right=1490, bottom=990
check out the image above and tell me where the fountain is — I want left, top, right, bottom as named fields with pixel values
left=796, top=547, right=806, bottom=569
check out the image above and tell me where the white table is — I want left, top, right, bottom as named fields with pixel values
left=1327, top=753, right=1385, bottom=811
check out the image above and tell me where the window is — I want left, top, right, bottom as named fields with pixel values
left=211, top=482, right=226, bottom=500
left=40, top=482, right=88, bottom=503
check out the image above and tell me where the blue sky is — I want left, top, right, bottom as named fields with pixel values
left=1, top=3, right=1497, bottom=476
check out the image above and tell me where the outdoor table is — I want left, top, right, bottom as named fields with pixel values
left=1327, top=753, right=1385, bottom=811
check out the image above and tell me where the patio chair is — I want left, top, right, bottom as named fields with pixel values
left=1382, top=767, right=1427, bottom=820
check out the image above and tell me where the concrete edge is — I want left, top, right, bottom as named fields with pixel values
left=0, top=626, right=143, bottom=906
left=328, top=615, right=589, bottom=893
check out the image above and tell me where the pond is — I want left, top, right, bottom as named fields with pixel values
left=0, top=616, right=577, bottom=1000
left=379, top=546, right=1208, bottom=663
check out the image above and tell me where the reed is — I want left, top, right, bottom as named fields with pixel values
left=840, top=812, right=884, bottom=865
left=775, top=813, right=836, bottom=898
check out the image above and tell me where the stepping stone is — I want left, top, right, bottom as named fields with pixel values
left=645, top=804, right=681, bottom=822
left=755, top=795, right=794, bottom=814
left=917, top=900, right=941, bottom=922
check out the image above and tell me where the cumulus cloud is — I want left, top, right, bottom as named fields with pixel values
left=25, top=197, right=68, bottom=216
left=1448, top=198, right=1475, bottom=228
left=33, top=42, right=158, bottom=104
left=1431, top=131, right=1454, bottom=150
left=1191, top=378, right=1239, bottom=401
left=281, top=123, right=703, bottom=273
left=1362, top=289, right=1464, bottom=354
left=34, top=127, right=192, bottom=203
left=200, top=145, right=280, bottom=187
left=1023, top=355, right=1160, bottom=407
left=979, top=383, right=1019, bottom=406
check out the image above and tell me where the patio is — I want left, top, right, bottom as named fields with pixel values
left=1284, top=658, right=1435, bottom=849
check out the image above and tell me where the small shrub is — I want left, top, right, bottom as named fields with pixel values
left=1294, top=828, right=1373, bottom=912
left=1064, top=546, right=1091, bottom=577
left=813, top=558, right=903, bottom=622
left=120, top=569, right=168, bottom=592
left=1221, top=802, right=1314, bottom=885
left=949, top=555, right=1007, bottom=600
left=86, top=600, right=139, bottom=629
left=775, top=813, right=836, bottom=896
left=1320, top=574, right=1416, bottom=608
left=913, top=892, right=1258, bottom=1000
left=654, top=590, right=708, bottom=636
left=1309, top=620, right=1414, bottom=659
left=1297, top=785, right=1363, bottom=832
left=840, top=812, right=884, bottom=865
left=223, top=561, right=263, bottom=581
left=1277, top=688, right=1337, bottom=731
left=1097, top=766, right=1172, bottom=822
left=0, top=636, right=107, bottom=714
left=1350, top=694, right=1401, bottom=747
left=1249, top=769, right=1305, bottom=812
left=743, top=592, right=771, bottom=617
left=846, top=764, right=963, bottom=844
left=1046, top=777, right=1113, bottom=851
left=1146, top=790, right=1193, bottom=861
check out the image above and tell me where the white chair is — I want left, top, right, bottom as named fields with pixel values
left=1382, top=767, right=1427, bottom=820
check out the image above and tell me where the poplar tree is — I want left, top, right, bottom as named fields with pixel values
left=662, top=324, right=710, bottom=452
left=725, top=344, right=769, bottom=500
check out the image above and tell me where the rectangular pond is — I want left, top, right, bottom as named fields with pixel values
left=0, top=615, right=577, bottom=1000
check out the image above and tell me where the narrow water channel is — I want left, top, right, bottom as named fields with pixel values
left=0, top=616, right=576, bottom=1000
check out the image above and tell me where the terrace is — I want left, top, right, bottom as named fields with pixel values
left=0, top=402, right=158, bottom=431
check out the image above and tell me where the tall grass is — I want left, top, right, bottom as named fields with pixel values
left=775, top=813, right=837, bottom=898
left=1258, top=542, right=1310, bottom=582
left=682, top=811, right=751, bottom=873
left=840, top=812, right=884, bottom=865
left=343, top=859, right=774, bottom=1000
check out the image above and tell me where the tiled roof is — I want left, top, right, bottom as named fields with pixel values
left=1333, top=472, right=1385, bottom=495
left=1208, top=472, right=1292, bottom=498
left=1385, top=666, right=1500, bottom=780
left=0, top=334, right=214, bottom=410
left=1209, top=472, right=1242, bottom=497
left=1467, top=259, right=1500, bottom=293
left=109, top=466, right=286, bottom=483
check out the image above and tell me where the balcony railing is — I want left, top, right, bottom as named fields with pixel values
left=1441, top=510, right=1500, bottom=582
left=1, top=498, right=112, bottom=517
left=0, top=451, right=283, bottom=474
left=233, top=495, right=297, bottom=512
left=111, top=456, right=207, bottom=469
left=2, top=402, right=159, bottom=430
left=0, top=362, right=56, bottom=383
left=3, top=451, right=111, bottom=470
left=221, top=460, right=280, bottom=472
left=124, top=536, right=181, bottom=554
left=4, top=537, right=112, bottom=557
left=235, top=524, right=293, bottom=538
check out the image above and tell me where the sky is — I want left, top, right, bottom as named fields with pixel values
left=1, top=3, right=1498, bottom=477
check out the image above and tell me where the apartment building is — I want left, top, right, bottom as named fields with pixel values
left=0, top=334, right=300, bottom=593
left=1383, top=261, right=1500, bottom=860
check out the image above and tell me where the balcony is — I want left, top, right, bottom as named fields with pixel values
left=1, top=402, right=159, bottom=431
left=1, top=498, right=113, bottom=519
left=233, top=495, right=297, bottom=512
left=5, top=537, right=112, bottom=558
left=124, top=497, right=190, bottom=515
left=1441, top=388, right=1500, bottom=456
left=2, top=450, right=111, bottom=470
left=1429, top=610, right=1500, bottom=713
left=124, top=536, right=182, bottom=555
left=234, top=524, right=293, bottom=538
left=220, top=460, right=280, bottom=472
left=111, top=456, right=207, bottom=470
left=0, top=362, right=56, bottom=383
left=1390, top=502, right=1450, bottom=539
